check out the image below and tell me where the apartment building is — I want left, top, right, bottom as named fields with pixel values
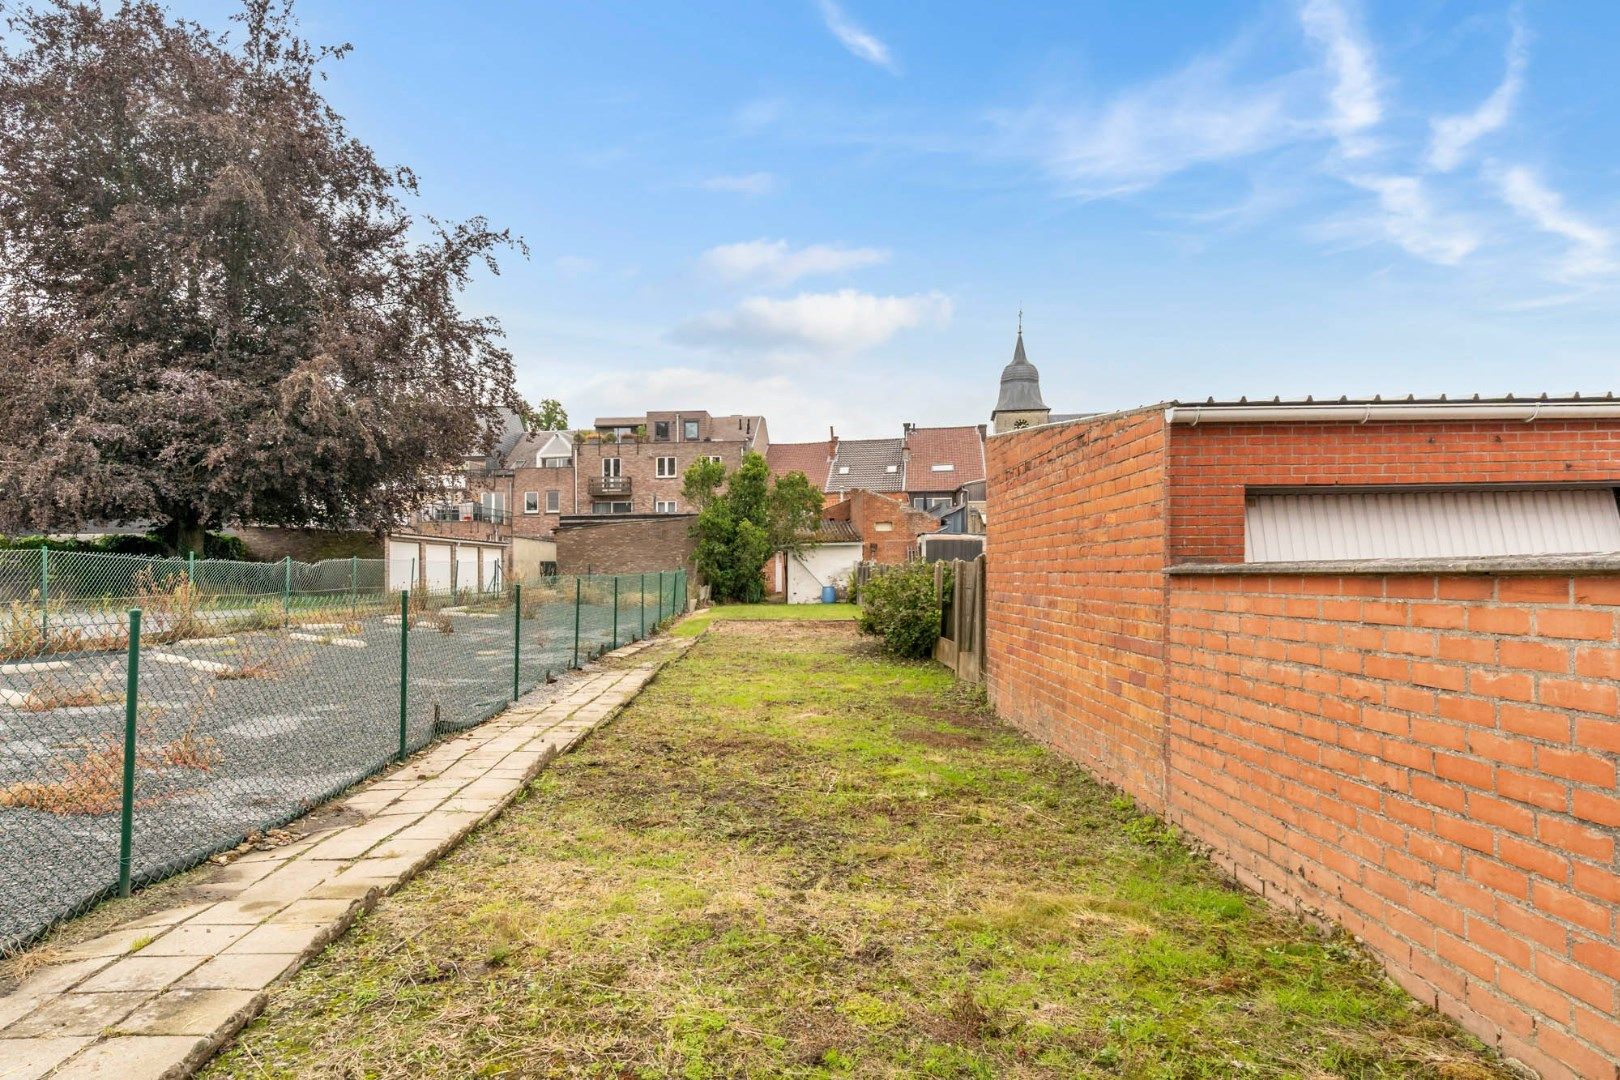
left=412, top=408, right=770, bottom=546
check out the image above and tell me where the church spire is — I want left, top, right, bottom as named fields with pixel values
left=992, top=317, right=1050, bottom=432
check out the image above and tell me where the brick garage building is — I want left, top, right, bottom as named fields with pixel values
left=985, top=397, right=1620, bottom=1079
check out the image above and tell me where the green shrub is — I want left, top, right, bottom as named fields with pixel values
left=857, top=561, right=946, bottom=659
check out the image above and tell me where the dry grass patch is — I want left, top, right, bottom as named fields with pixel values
left=206, top=623, right=1512, bottom=1080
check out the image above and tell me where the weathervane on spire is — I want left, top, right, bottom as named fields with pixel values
left=1017, top=307, right=1022, bottom=335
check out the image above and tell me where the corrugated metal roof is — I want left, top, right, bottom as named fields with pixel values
left=1245, top=489, right=1620, bottom=562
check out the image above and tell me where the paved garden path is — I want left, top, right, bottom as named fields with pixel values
left=0, top=634, right=692, bottom=1080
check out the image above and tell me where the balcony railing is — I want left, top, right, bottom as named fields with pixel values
left=588, top=476, right=632, bottom=498
left=419, top=503, right=511, bottom=526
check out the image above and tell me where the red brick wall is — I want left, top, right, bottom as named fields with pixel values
left=1168, top=420, right=1620, bottom=562
left=554, top=515, right=698, bottom=598
left=840, top=489, right=941, bottom=564
left=983, top=409, right=1173, bottom=808
left=1168, top=571, right=1620, bottom=1079
left=985, top=410, right=1620, bottom=1077
left=575, top=439, right=751, bottom=515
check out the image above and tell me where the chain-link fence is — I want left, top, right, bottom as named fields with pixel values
left=0, top=548, right=687, bottom=955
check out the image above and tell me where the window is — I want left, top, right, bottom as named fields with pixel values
left=540, top=456, right=569, bottom=468
left=656, top=499, right=678, bottom=513
left=602, top=458, right=621, bottom=478
left=592, top=500, right=633, bottom=514
left=885, top=465, right=898, bottom=473
left=655, top=456, right=677, bottom=478
left=1244, top=488, right=1620, bottom=562
left=873, top=521, right=894, bottom=533
left=709, top=455, right=723, bottom=464
left=654, top=421, right=671, bottom=441
left=683, top=419, right=699, bottom=440
left=522, top=491, right=539, bottom=514
left=545, top=490, right=560, bottom=513
left=930, top=463, right=955, bottom=473
left=837, top=466, right=850, bottom=475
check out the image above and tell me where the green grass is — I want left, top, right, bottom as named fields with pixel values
left=674, top=602, right=858, bottom=636
left=204, top=622, right=1509, bottom=1080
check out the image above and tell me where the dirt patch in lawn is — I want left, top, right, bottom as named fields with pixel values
left=204, top=625, right=1514, bottom=1080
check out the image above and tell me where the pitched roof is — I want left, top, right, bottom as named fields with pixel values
left=829, top=438, right=905, bottom=493
left=503, top=431, right=573, bottom=469
left=767, top=441, right=833, bottom=488
left=903, top=425, right=985, bottom=490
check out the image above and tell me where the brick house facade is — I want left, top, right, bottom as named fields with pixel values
left=983, top=399, right=1620, bottom=1078
left=824, top=489, right=942, bottom=563
left=410, top=409, right=769, bottom=551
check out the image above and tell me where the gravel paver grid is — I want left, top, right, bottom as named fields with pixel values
left=0, top=566, right=686, bottom=954
left=0, top=636, right=691, bottom=1080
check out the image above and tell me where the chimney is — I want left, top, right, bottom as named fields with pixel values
left=827, top=426, right=838, bottom=461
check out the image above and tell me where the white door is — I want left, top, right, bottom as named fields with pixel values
left=386, top=540, right=417, bottom=592
left=455, top=544, right=479, bottom=592
left=422, top=541, right=453, bottom=592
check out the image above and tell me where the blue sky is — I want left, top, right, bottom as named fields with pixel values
left=182, top=1, right=1620, bottom=440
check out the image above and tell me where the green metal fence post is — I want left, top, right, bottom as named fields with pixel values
left=657, top=571, right=665, bottom=627
left=612, top=576, right=619, bottom=650
left=118, top=608, right=142, bottom=897
left=639, top=573, right=646, bottom=639
left=572, top=577, right=582, bottom=668
left=38, top=545, right=47, bottom=647
left=187, top=550, right=195, bottom=584
left=350, top=555, right=358, bottom=618
left=512, top=582, right=522, bottom=701
left=282, top=556, right=292, bottom=624
left=397, top=590, right=410, bottom=761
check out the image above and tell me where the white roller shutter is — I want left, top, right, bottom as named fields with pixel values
left=1245, top=489, right=1620, bottom=562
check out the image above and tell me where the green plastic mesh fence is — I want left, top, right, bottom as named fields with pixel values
left=0, top=548, right=685, bottom=955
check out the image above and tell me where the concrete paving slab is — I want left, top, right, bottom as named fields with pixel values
left=0, top=1036, right=92, bottom=1080
left=48, top=1035, right=207, bottom=1079
left=171, top=952, right=300, bottom=992
left=75, top=956, right=202, bottom=994
left=137, top=924, right=253, bottom=958
left=117, top=989, right=260, bottom=1037
left=3, top=992, right=148, bottom=1038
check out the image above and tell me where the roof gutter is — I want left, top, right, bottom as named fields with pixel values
left=1165, top=402, right=1620, bottom=425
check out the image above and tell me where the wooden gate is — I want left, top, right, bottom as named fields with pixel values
left=932, top=555, right=985, bottom=683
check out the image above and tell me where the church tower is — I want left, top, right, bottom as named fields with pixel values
left=991, top=323, right=1050, bottom=433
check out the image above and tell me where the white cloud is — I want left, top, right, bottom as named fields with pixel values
left=817, top=0, right=897, bottom=73
left=1012, top=54, right=1301, bottom=197
left=1497, top=166, right=1615, bottom=280
left=700, top=172, right=779, bottom=196
left=671, top=289, right=951, bottom=354
left=1427, top=21, right=1526, bottom=172
left=699, top=239, right=889, bottom=285
left=552, top=255, right=597, bottom=278
left=1345, top=174, right=1480, bottom=265
left=1298, top=0, right=1381, bottom=157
